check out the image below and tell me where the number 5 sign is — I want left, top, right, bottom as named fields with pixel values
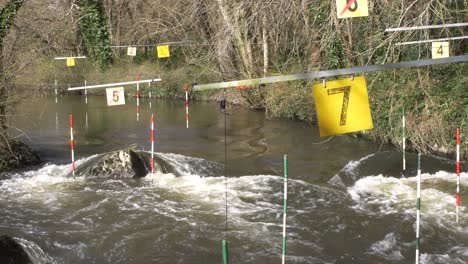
left=106, top=87, right=125, bottom=106
left=312, top=76, right=373, bottom=137
left=337, top=0, right=368, bottom=18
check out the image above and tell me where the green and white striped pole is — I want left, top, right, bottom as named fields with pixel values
left=222, top=240, right=228, bottom=264
left=403, top=107, right=406, bottom=172
left=415, top=153, right=421, bottom=264
left=282, top=154, right=288, bottom=264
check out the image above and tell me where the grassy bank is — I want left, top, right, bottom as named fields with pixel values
left=263, top=63, right=467, bottom=160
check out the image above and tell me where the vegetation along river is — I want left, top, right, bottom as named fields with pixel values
left=1, top=94, right=466, bottom=263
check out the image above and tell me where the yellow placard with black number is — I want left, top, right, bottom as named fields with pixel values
left=336, top=0, right=368, bottom=18
left=66, top=58, right=75, bottom=67
left=312, top=76, right=373, bottom=137
left=156, top=45, right=170, bottom=58
left=431, top=42, right=449, bottom=59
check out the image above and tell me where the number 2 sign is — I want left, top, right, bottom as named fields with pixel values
left=106, top=87, right=125, bottom=106
left=312, top=76, right=373, bottom=137
left=336, top=0, right=368, bottom=18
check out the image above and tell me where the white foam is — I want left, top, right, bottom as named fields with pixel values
left=340, top=153, right=375, bottom=175
left=368, top=232, right=404, bottom=261
left=15, top=237, right=56, bottom=264
left=348, top=171, right=468, bottom=229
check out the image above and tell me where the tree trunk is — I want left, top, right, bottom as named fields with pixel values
left=216, top=0, right=254, bottom=78
left=262, top=15, right=268, bottom=77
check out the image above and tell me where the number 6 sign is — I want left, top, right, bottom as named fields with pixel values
left=336, top=0, right=368, bottom=18
left=106, top=87, right=126, bottom=106
left=312, top=76, right=373, bottom=137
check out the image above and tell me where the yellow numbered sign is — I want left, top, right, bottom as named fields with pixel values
left=157, top=45, right=170, bottom=58
left=432, top=42, right=449, bottom=59
left=127, top=47, right=137, bottom=56
left=66, top=58, right=75, bottom=67
left=336, top=0, right=368, bottom=18
left=106, top=87, right=125, bottom=106
left=312, top=76, right=373, bottom=137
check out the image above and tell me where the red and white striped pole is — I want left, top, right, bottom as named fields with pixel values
left=148, top=81, right=152, bottom=109
left=136, top=74, right=140, bottom=122
left=456, top=128, right=461, bottom=222
left=185, top=83, right=189, bottom=129
left=69, top=114, right=75, bottom=180
left=84, top=80, right=88, bottom=104
left=151, top=114, right=155, bottom=179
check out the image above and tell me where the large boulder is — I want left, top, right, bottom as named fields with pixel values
left=0, top=235, right=32, bottom=264
left=75, top=149, right=178, bottom=178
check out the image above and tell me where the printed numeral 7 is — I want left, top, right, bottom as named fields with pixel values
left=327, top=86, right=351, bottom=126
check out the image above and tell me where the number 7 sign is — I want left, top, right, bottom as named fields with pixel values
left=312, top=76, right=373, bottom=137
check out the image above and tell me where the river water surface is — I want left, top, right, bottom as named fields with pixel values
left=1, top=94, right=467, bottom=263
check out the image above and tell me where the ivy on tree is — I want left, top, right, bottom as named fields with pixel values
left=77, top=0, right=113, bottom=70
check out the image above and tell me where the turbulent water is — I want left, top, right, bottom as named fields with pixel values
left=1, top=95, right=466, bottom=263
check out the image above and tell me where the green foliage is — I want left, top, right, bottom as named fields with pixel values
left=78, top=0, right=113, bottom=70
left=0, top=0, right=24, bottom=48
left=265, top=82, right=315, bottom=122
left=328, top=37, right=346, bottom=70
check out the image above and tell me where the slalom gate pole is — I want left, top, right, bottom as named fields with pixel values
left=84, top=80, right=88, bottom=104
left=137, top=74, right=140, bottom=122
left=185, top=83, right=189, bottom=128
left=151, top=114, right=155, bottom=179
left=222, top=240, right=228, bottom=264
left=456, top=128, right=461, bottom=222
left=403, top=107, right=406, bottom=172
left=85, top=112, right=88, bottom=131
left=148, top=82, right=152, bottom=109
left=415, top=153, right=421, bottom=264
left=282, top=154, right=288, bottom=264
left=70, top=114, right=75, bottom=180
left=149, top=82, right=152, bottom=99
left=55, top=78, right=58, bottom=104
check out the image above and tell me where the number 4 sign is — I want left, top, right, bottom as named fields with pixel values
left=312, top=76, right=373, bottom=137
left=432, top=42, right=449, bottom=59
left=336, top=0, right=368, bottom=18
left=106, top=87, right=125, bottom=106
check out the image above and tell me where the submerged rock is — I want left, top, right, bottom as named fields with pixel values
left=0, top=235, right=32, bottom=264
left=75, top=149, right=178, bottom=178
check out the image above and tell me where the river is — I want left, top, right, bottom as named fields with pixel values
left=1, top=94, right=466, bottom=263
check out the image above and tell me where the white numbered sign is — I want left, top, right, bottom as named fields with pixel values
left=127, top=47, right=137, bottom=56
left=431, top=42, right=449, bottom=59
left=336, top=0, right=368, bottom=18
left=106, top=87, right=125, bottom=106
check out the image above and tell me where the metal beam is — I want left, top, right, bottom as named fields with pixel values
left=193, top=55, right=468, bottom=91
left=385, top=22, right=468, bottom=32
left=68, top=79, right=161, bottom=91
left=110, top=41, right=186, bottom=48
left=54, top=56, right=87, bottom=60
left=396, top=36, right=468, bottom=46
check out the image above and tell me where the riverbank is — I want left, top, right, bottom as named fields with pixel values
left=12, top=58, right=467, bottom=163
left=0, top=140, right=41, bottom=173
